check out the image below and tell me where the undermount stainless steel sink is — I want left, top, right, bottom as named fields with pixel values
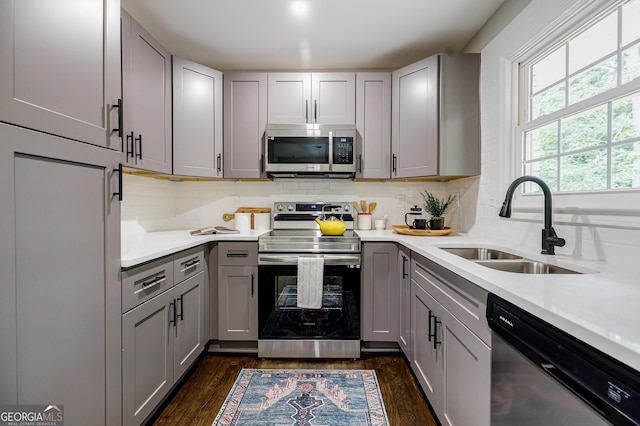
left=440, top=247, right=523, bottom=260
left=475, top=260, right=581, bottom=274
left=439, top=246, right=583, bottom=274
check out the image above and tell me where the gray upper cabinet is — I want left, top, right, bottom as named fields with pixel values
left=0, top=0, right=121, bottom=150
left=391, top=53, right=480, bottom=179
left=0, top=123, right=122, bottom=425
left=267, top=72, right=355, bottom=124
left=356, top=72, right=392, bottom=179
left=121, top=9, right=172, bottom=174
left=223, top=72, right=267, bottom=179
left=173, top=57, right=223, bottom=178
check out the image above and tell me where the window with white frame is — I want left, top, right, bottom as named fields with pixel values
left=517, top=0, right=640, bottom=194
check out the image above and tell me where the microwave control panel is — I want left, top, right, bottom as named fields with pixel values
left=333, top=137, right=354, bottom=164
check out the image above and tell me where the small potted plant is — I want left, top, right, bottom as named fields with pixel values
left=421, top=191, right=456, bottom=230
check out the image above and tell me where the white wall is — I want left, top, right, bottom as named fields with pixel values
left=121, top=173, right=477, bottom=235
left=471, top=0, right=640, bottom=272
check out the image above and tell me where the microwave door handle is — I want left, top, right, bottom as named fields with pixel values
left=328, top=131, right=333, bottom=171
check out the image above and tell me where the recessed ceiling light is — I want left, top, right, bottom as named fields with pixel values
left=291, top=1, right=308, bottom=15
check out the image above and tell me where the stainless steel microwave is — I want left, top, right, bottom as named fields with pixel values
left=264, top=124, right=357, bottom=178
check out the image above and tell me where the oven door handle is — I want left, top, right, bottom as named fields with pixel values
left=258, top=253, right=361, bottom=266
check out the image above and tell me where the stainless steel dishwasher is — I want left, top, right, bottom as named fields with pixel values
left=487, top=293, right=640, bottom=425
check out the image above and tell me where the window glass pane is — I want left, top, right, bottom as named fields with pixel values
left=531, top=45, right=566, bottom=93
left=569, top=12, right=617, bottom=73
left=568, top=56, right=617, bottom=104
left=525, top=122, right=558, bottom=159
left=612, top=142, right=640, bottom=188
left=612, top=93, right=640, bottom=142
left=525, top=160, right=558, bottom=192
left=560, top=149, right=607, bottom=191
left=622, top=42, right=640, bottom=84
left=622, top=0, right=640, bottom=46
left=531, top=81, right=565, bottom=119
left=561, top=105, right=608, bottom=152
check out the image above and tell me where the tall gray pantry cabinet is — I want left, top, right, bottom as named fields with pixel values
left=0, top=1, right=122, bottom=425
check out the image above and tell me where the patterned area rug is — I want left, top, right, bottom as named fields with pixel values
left=212, top=369, right=389, bottom=426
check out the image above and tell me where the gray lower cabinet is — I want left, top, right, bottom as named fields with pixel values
left=122, top=247, right=206, bottom=426
left=361, top=243, right=399, bottom=342
left=410, top=253, right=490, bottom=426
left=173, top=56, right=223, bottom=178
left=121, top=9, right=172, bottom=173
left=391, top=53, right=480, bottom=179
left=218, top=242, right=258, bottom=340
left=0, top=0, right=121, bottom=149
left=223, top=72, right=268, bottom=179
left=398, top=245, right=412, bottom=358
left=0, top=123, right=122, bottom=425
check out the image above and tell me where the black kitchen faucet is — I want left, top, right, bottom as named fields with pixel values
left=499, top=175, right=566, bottom=255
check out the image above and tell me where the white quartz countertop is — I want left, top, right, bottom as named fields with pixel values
left=121, top=228, right=640, bottom=373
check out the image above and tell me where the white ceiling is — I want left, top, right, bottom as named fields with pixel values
left=121, top=0, right=506, bottom=72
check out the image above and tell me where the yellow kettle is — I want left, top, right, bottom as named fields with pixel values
left=315, top=217, right=346, bottom=236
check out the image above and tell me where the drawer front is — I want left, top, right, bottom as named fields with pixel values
left=122, top=256, right=175, bottom=313
left=218, top=242, right=258, bottom=266
left=174, top=246, right=205, bottom=284
left=411, top=253, right=490, bottom=345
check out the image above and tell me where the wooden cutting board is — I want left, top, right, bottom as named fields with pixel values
left=392, top=225, right=457, bottom=236
left=222, top=207, right=271, bottom=222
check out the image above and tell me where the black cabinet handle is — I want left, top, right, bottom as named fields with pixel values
left=433, top=317, right=442, bottom=349
left=251, top=274, right=255, bottom=297
left=314, top=99, right=318, bottom=122
left=392, top=154, right=397, bottom=175
left=169, top=300, right=176, bottom=326
left=135, top=134, right=142, bottom=159
left=428, top=311, right=436, bottom=342
left=305, top=100, right=309, bottom=123
left=402, top=255, right=408, bottom=278
left=126, top=131, right=134, bottom=159
left=113, top=163, right=123, bottom=201
left=358, top=154, right=363, bottom=173
left=217, top=153, right=222, bottom=173
left=227, top=251, right=249, bottom=258
left=177, top=295, right=184, bottom=321
left=111, top=98, right=123, bottom=138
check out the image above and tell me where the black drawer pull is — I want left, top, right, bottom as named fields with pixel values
left=134, top=275, right=166, bottom=295
left=226, top=252, right=249, bottom=258
left=180, top=258, right=201, bottom=272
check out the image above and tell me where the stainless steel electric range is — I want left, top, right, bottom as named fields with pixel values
left=257, top=201, right=361, bottom=358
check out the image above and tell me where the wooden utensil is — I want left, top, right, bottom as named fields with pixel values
left=368, top=202, right=377, bottom=214
left=361, top=200, right=367, bottom=213
left=353, top=201, right=360, bottom=213
left=222, top=207, right=271, bottom=222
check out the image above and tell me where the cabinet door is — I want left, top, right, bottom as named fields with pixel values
left=311, top=72, right=355, bottom=124
left=122, top=289, right=174, bottom=426
left=218, top=266, right=258, bottom=340
left=173, top=272, right=206, bottom=380
left=0, top=0, right=121, bottom=149
left=224, top=72, right=267, bottom=178
left=121, top=9, right=172, bottom=173
left=362, top=243, right=399, bottom=342
left=0, top=123, right=121, bottom=425
left=440, top=311, right=491, bottom=426
left=356, top=72, right=391, bottom=179
left=411, top=281, right=444, bottom=412
left=398, top=246, right=412, bottom=358
left=391, top=55, right=438, bottom=178
left=267, top=72, right=311, bottom=124
left=173, top=57, right=223, bottom=178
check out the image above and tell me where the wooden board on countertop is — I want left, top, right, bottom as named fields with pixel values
left=392, top=224, right=457, bottom=236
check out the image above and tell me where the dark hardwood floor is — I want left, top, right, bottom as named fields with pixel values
left=150, top=353, right=438, bottom=426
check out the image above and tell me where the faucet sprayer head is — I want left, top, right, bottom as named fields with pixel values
left=498, top=200, right=512, bottom=218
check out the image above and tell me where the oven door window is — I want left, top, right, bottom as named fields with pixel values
left=258, top=264, right=360, bottom=340
left=267, top=137, right=329, bottom=164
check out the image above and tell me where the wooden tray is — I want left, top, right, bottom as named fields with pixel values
left=392, top=225, right=457, bottom=236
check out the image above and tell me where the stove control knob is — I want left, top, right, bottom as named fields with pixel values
left=287, top=204, right=294, bottom=212
left=343, top=204, right=350, bottom=212
left=276, top=203, right=284, bottom=212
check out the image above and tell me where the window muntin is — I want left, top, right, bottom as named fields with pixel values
left=520, top=1, right=640, bottom=194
